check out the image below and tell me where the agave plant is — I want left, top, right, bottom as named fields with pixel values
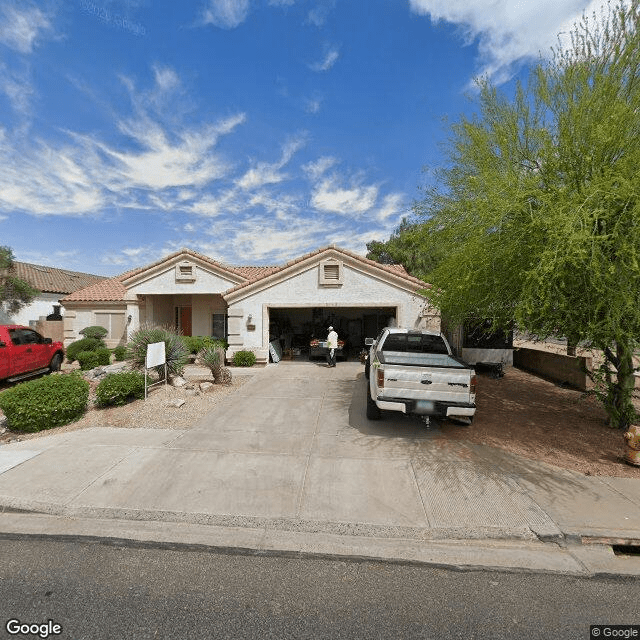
left=197, top=345, right=232, bottom=384
left=125, top=324, right=189, bottom=380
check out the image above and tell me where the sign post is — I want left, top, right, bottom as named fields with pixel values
left=145, top=341, right=167, bottom=399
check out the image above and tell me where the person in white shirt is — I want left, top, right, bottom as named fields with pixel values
left=326, top=326, right=338, bottom=367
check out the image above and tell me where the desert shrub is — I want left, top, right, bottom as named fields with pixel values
left=66, top=337, right=105, bottom=362
left=113, top=345, right=127, bottom=361
left=77, top=350, right=100, bottom=370
left=79, top=325, right=108, bottom=340
left=0, top=373, right=89, bottom=432
left=233, top=350, right=256, bottom=367
left=182, top=335, right=227, bottom=354
left=126, top=324, right=188, bottom=380
left=197, top=346, right=232, bottom=384
left=96, top=371, right=146, bottom=407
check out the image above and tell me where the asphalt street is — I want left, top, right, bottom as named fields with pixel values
left=1, top=538, right=639, bottom=640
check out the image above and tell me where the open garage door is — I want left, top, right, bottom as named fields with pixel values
left=268, top=306, right=396, bottom=361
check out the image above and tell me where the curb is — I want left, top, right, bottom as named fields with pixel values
left=1, top=511, right=639, bottom=578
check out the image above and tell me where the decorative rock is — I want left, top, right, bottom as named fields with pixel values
left=199, top=382, right=214, bottom=392
left=166, top=398, right=186, bottom=408
left=104, top=362, right=130, bottom=374
left=170, top=376, right=187, bottom=387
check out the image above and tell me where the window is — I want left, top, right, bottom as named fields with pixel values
left=318, top=260, right=343, bottom=286
left=95, top=312, right=126, bottom=340
left=175, top=261, right=196, bottom=282
left=381, top=333, right=449, bottom=354
left=212, top=313, right=227, bottom=341
left=9, top=328, right=42, bottom=345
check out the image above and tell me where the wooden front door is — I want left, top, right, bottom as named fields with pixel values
left=179, top=307, right=192, bottom=336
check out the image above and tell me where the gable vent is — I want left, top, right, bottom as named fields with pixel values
left=324, top=264, right=340, bottom=280
left=318, top=259, right=343, bottom=286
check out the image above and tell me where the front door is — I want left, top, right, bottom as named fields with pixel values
left=179, top=307, right=192, bottom=336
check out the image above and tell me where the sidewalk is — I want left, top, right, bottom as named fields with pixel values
left=0, top=362, right=639, bottom=577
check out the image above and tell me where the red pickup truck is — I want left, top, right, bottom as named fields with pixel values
left=0, top=325, right=65, bottom=383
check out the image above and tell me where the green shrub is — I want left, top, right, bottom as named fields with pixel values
left=182, top=335, right=227, bottom=354
left=79, top=325, right=108, bottom=340
left=96, top=348, right=112, bottom=366
left=66, top=337, right=105, bottom=362
left=126, top=324, right=188, bottom=380
left=77, top=350, right=100, bottom=370
left=113, top=345, right=127, bottom=361
left=0, top=373, right=89, bottom=432
left=96, top=371, right=146, bottom=407
left=233, top=350, right=256, bottom=367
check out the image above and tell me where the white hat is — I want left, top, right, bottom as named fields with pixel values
left=328, top=326, right=333, bottom=330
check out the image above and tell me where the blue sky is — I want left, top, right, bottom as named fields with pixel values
left=0, top=0, right=605, bottom=275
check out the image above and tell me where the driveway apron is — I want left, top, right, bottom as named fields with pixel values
left=0, top=362, right=573, bottom=540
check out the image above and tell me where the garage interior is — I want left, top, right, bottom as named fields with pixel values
left=268, top=307, right=396, bottom=361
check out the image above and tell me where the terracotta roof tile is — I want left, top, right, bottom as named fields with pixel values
left=62, top=246, right=429, bottom=303
left=10, top=261, right=106, bottom=294
left=61, top=275, right=128, bottom=302
left=119, top=247, right=247, bottom=283
left=223, top=245, right=430, bottom=297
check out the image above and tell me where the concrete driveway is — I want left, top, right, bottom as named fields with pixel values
left=1, top=360, right=640, bottom=576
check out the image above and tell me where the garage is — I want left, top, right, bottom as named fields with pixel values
left=223, top=246, right=440, bottom=364
left=268, top=306, right=397, bottom=361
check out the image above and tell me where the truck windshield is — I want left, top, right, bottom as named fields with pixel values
left=381, top=333, right=448, bottom=354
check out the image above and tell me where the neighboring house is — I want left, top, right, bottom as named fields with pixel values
left=0, top=261, right=107, bottom=327
left=61, top=245, right=439, bottom=362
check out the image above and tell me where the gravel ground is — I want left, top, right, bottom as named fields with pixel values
left=0, top=364, right=253, bottom=444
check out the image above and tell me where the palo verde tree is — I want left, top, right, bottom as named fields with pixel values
left=0, top=246, right=39, bottom=318
left=414, top=1, right=640, bottom=428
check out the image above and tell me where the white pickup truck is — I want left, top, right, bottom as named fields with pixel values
left=364, top=328, right=476, bottom=424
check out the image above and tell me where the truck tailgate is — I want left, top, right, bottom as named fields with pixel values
left=380, top=364, right=473, bottom=404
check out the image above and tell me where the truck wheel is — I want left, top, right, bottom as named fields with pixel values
left=49, top=353, right=63, bottom=372
left=366, top=389, right=381, bottom=420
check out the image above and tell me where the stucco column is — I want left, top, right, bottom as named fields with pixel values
left=126, top=302, right=140, bottom=340
left=227, top=306, right=244, bottom=349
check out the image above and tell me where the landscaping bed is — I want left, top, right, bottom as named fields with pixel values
left=441, top=366, right=640, bottom=479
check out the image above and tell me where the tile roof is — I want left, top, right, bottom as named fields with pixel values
left=62, top=246, right=429, bottom=303
left=223, top=245, right=430, bottom=297
left=9, top=261, right=107, bottom=294
left=62, top=274, right=128, bottom=302
left=118, top=247, right=248, bottom=283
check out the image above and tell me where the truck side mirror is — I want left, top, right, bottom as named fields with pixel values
left=364, top=338, right=374, bottom=346
left=0, top=341, right=5, bottom=347
left=44, top=338, right=53, bottom=344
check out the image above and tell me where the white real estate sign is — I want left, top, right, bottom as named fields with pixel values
left=146, top=341, right=166, bottom=368
left=145, top=341, right=167, bottom=399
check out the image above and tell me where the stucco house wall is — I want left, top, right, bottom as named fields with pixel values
left=225, top=258, right=438, bottom=362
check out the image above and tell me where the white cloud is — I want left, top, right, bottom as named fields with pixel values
left=236, top=133, right=306, bottom=190
left=153, top=65, right=180, bottom=92
left=374, top=193, right=407, bottom=223
left=0, top=63, right=33, bottom=113
left=303, top=155, right=338, bottom=181
left=230, top=217, right=323, bottom=262
left=311, top=175, right=379, bottom=215
left=0, top=2, right=53, bottom=53
left=202, top=0, right=250, bottom=29
left=408, top=0, right=609, bottom=82
left=304, top=95, right=323, bottom=114
left=307, top=0, right=336, bottom=27
left=0, top=67, right=247, bottom=216
left=310, top=45, right=340, bottom=72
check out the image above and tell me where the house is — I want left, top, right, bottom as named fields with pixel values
left=0, top=261, right=107, bottom=327
left=61, top=245, right=439, bottom=362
